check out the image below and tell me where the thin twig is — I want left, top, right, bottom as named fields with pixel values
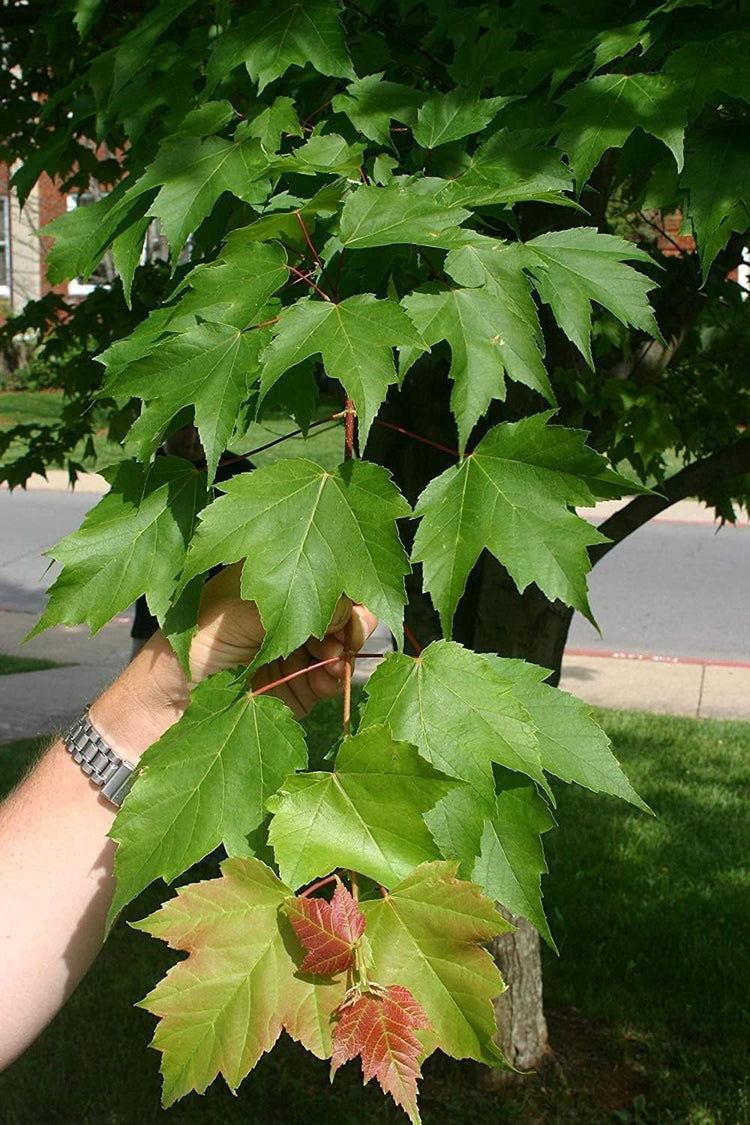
left=342, top=397, right=356, bottom=738
left=197, top=413, right=346, bottom=472
left=285, top=264, right=332, bottom=302
left=374, top=417, right=458, bottom=458
left=296, top=210, right=335, bottom=294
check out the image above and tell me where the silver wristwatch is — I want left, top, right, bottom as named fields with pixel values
left=63, top=712, right=136, bottom=807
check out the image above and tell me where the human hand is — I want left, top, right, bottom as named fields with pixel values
left=91, top=564, right=378, bottom=757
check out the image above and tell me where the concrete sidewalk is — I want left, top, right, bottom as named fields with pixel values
left=1, top=606, right=747, bottom=743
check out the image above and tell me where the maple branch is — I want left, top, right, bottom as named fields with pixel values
left=285, top=264, right=333, bottom=302
left=300, top=874, right=340, bottom=898
left=374, top=417, right=458, bottom=458
left=342, top=397, right=356, bottom=738
left=591, top=433, right=750, bottom=564
left=295, top=211, right=335, bottom=295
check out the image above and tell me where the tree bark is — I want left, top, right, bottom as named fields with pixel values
left=489, top=912, right=549, bottom=1073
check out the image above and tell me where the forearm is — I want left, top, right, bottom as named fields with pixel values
left=0, top=634, right=186, bottom=1070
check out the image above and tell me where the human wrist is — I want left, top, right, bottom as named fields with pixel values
left=89, top=633, right=189, bottom=763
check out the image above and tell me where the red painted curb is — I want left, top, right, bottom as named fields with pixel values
left=565, top=647, right=750, bottom=669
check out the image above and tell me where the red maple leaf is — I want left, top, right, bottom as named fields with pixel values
left=331, top=984, right=431, bottom=1123
left=287, top=877, right=366, bottom=976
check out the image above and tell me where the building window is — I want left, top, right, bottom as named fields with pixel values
left=0, top=195, right=10, bottom=297
left=66, top=188, right=116, bottom=295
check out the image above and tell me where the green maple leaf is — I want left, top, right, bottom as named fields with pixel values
left=360, top=641, right=547, bottom=806
left=681, top=124, right=750, bottom=279
left=472, top=772, right=556, bottom=948
left=99, top=241, right=287, bottom=377
left=361, top=862, right=510, bottom=1068
left=442, top=129, right=574, bottom=208
left=180, top=458, right=410, bottom=666
left=267, top=725, right=457, bottom=889
left=239, top=96, right=302, bottom=151
left=109, top=672, right=307, bottom=923
left=28, top=457, right=205, bottom=639
left=207, top=0, right=354, bottom=94
left=134, top=857, right=347, bottom=1107
left=337, top=181, right=471, bottom=251
left=259, top=294, right=424, bottom=443
left=230, top=179, right=348, bottom=251
left=664, top=31, right=750, bottom=121
left=413, top=91, right=510, bottom=149
left=332, top=73, right=425, bottom=147
left=485, top=655, right=650, bottom=810
left=557, top=72, right=687, bottom=189
left=521, top=228, right=662, bottom=368
left=412, top=413, right=642, bottom=630
left=135, top=135, right=273, bottom=260
left=104, top=322, right=262, bottom=483
left=43, top=180, right=153, bottom=286
left=402, top=281, right=553, bottom=453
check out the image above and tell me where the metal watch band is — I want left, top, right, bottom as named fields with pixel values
left=63, top=712, right=135, bottom=808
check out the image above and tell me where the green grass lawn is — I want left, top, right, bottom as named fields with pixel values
left=0, top=653, right=69, bottom=675
left=0, top=389, right=65, bottom=426
left=0, top=705, right=746, bottom=1124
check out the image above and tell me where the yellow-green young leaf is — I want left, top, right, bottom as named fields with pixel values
left=27, top=457, right=205, bottom=640
left=484, top=655, right=650, bottom=812
left=402, top=282, right=553, bottom=453
left=259, top=294, right=424, bottom=444
left=206, top=0, right=355, bottom=94
left=105, top=322, right=261, bottom=484
left=108, top=673, right=307, bottom=923
left=521, top=228, right=662, bottom=368
left=134, top=858, right=347, bottom=1107
left=361, top=862, right=511, bottom=1068
left=557, top=72, right=688, bottom=189
left=413, top=91, right=510, bottom=149
left=338, top=181, right=471, bottom=251
left=412, top=413, right=635, bottom=630
left=472, top=773, right=556, bottom=949
left=267, top=725, right=457, bottom=889
left=681, top=124, right=750, bottom=280
left=332, top=73, right=425, bottom=147
left=179, top=458, right=410, bottom=666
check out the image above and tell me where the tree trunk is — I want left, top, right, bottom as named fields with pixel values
left=489, top=912, right=549, bottom=1073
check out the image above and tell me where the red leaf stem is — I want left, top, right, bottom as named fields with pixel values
left=299, top=873, right=341, bottom=898
left=250, top=651, right=390, bottom=698
left=285, top=263, right=332, bottom=302
left=403, top=622, right=423, bottom=655
left=373, top=417, right=458, bottom=458
left=241, top=316, right=280, bottom=333
left=295, top=210, right=335, bottom=294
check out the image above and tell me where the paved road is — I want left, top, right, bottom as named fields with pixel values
left=1, top=488, right=748, bottom=662
left=569, top=520, right=749, bottom=662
